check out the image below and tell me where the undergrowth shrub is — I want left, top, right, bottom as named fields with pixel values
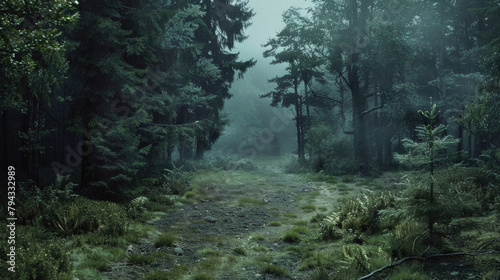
left=382, top=220, right=428, bottom=260
left=155, top=168, right=191, bottom=195
left=320, top=190, right=395, bottom=241
left=323, top=138, right=358, bottom=175
left=44, top=197, right=128, bottom=236
left=0, top=226, right=71, bottom=280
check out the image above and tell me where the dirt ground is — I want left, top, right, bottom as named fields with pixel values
left=101, top=157, right=493, bottom=280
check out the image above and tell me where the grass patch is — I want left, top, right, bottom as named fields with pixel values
left=283, top=212, right=298, bottom=218
left=318, top=206, right=328, bottom=212
left=267, top=221, right=283, bottom=227
left=233, top=247, right=247, bottom=256
left=390, top=263, right=428, bottom=280
left=291, top=226, right=309, bottom=234
left=155, top=233, right=177, bottom=247
left=192, top=273, right=215, bottom=280
left=341, top=175, right=355, bottom=183
left=238, top=197, right=266, bottom=206
left=250, top=234, right=266, bottom=241
left=291, top=220, right=309, bottom=226
left=253, top=245, right=269, bottom=252
left=198, top=247, right=221, bottom=257
left=261, top=264, right=289, bottom=277
left=283, top=231, right=301, bottom=243
left=198, top=257, right=221, bottom=271
left=80, top=251, right=111, bottom=271
left=300, top=204, right=316, bottom=212
left=143, top=265, right=189, bottom=280
left=128, top=254, right=155, bottom=265
left=184, top=191, right=196, bottom=199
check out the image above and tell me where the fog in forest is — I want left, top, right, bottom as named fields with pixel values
left=1, top=1, right=499, bottom=279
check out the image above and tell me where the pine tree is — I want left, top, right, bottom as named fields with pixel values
left=395, top=100, right=459, bottom=241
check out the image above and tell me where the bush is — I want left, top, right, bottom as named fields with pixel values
left=320, top=190, right=395, bottom=241
left=44, top=197, right=128, bottom=237
left=0, top=226, right=71, bottom=280
left=323, top=138, right=358, bottom=175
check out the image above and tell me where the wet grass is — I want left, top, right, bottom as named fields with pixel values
left=154, top=233, right=177, bottom=247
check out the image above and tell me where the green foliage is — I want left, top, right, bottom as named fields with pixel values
left=260, top=264, right=290, bottom=277
left=155, top=233, right=177, bottom=248
left=192, top=273, right=215, bottom=280
left=382, top=220, right=428, bottom=260
left=320, top=190, right=395, bottom=241
left=267, top=221, right=283, bottom=227
left=0, top=226, right=71, bottom=280
left=156, top=168, right=191, bottom=195
left=323, top=139, right=358, bottom=176
left=43, top=197, right=128, bottom=237
left=233, top=247, right=247, bottom=256
left=185, top=153, right=257, bottom=171
left=283, top=230, right=301, bottom=243
left=395, top=101, right=462, bottom=237
left=128, top=254, right=155, bottom=265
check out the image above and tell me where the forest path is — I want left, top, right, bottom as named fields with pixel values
left=114, top=156, right=362, bottom=280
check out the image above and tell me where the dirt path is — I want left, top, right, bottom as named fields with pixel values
left=113, top=157, right=356, bottom=280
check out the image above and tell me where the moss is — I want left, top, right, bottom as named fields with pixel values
left=267, top=221, right=283, bottom=227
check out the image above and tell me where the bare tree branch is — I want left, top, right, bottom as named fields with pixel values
left=357, top=250, right=500, bottom=280
left=361, top=98, right=384, bottom=117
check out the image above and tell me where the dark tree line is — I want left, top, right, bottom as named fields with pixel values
left=1, top=0, right=254, bottom=197
left=263, top=0, right=500, bottom=175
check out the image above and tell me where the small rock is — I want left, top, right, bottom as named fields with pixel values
left=174, top=247, right=184, bottom=255
left=127, top=245, right=133, bottom=253
left=204, top=216, right=216, bottom=223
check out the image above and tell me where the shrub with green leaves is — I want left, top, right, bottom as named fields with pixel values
left=44, top=197, right=128, bottom=236
left=0, top=226, right=71, bottom=280
left=320, top=190, right=395, bottom=240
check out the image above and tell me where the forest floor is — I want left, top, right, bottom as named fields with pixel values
left=100, top=156, right=497, bottom=280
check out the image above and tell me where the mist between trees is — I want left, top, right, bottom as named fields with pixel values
left=1, top=1, right=500, bottom=279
